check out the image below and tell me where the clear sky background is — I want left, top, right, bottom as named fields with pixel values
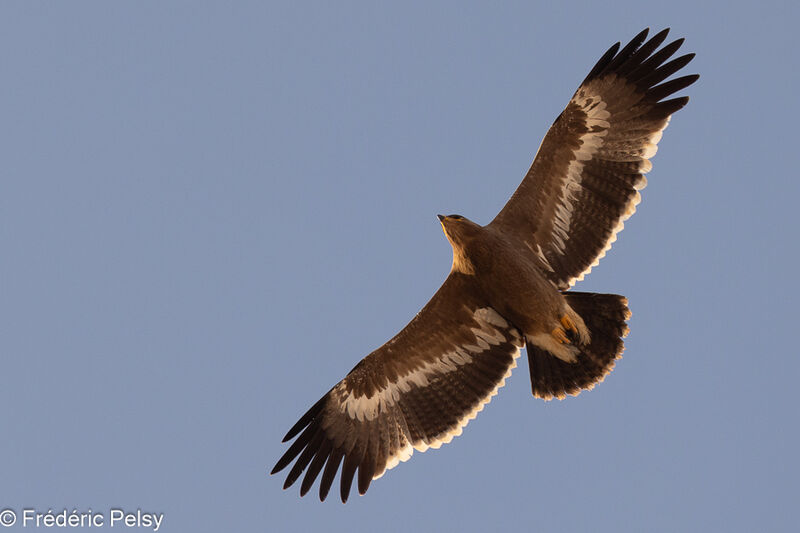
left=2, top=2, right=798, bottom=532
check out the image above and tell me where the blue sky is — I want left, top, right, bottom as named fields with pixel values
left=2, top=2, right=798, bottom=532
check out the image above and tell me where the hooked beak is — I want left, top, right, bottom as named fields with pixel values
left=437, top=214, right=445, bottom=222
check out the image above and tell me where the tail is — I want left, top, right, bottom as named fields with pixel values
left=527, top=292, right=631, bottom=400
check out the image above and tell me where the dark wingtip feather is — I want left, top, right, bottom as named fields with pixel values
left=602, top=28, right=650, bottom=74
left=282, top=430, right=324, bottom=490
left=647, top=74, right=700, bottom=102
left=628, top=37, right=685, bottom=82
left=627, top=27, right=651, bottom=51
left=319, top=449, right=344, bottom=502
left=652, top=96, right=691, bottom=117
left=645, top=28, right=671, bottom=52
left=357, top=459, right=375, bottom=496
left=582, top=41, right=621, bottom=85
left=618, top=28, right=670, bottom=76
left=282, top=393, right=328, bottom=442
left=637, top=53, right=696, bottom=88
left=339, top=450, right=362, bottom=503
left=300, top=441, right=332, bottom=497
left=271, top=423, right=317, bottom=475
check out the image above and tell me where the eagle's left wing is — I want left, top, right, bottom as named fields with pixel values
left=271, top=273, right=523, bottom=503
left=491, top=28, right=698, bottom=289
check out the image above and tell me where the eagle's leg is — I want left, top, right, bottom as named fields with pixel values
left=562, top=307, right=591, bottom=345
left=528, top=307, right=590, bottom=362
left=560, top=314, right=578, bottom=337
left=551, top=325, right=571, bottom=344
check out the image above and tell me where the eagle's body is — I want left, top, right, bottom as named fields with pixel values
left=443, top=217, right=578, bottom=355
left=272, top=28, right=697, bottom=503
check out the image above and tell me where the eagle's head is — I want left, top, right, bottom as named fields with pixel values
left=437, top=214, right=482, bottom=274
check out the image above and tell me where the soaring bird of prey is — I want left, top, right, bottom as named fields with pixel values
left=272, top=28, right=697, bottom=503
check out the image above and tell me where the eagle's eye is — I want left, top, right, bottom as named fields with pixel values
left=448, top=214, right=464, bottom=220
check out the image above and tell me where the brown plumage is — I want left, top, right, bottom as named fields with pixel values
left=272, top=28, right=697, bottom=502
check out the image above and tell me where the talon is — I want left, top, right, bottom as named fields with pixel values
left=560, top=314, right=578, bottom=335
left=551, top=326, right=570, bottom=344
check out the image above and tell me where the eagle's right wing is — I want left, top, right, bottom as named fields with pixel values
left=271, top=272, right=524, bottom=502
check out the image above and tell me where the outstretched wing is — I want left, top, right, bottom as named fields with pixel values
left=491, top=28, right=698, bottom=289
left=271, top=272, right=523, bottom=503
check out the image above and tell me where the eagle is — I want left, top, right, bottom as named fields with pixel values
left=272, top=28, right=697, bottom=503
